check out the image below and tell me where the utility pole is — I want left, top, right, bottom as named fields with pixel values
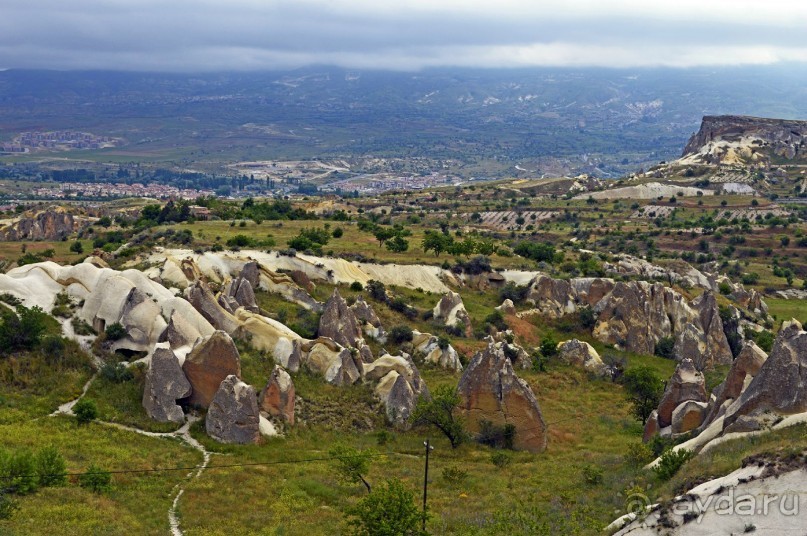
left=422, top=438, right=433, bottom=533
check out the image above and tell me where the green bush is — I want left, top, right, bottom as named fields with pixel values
left=490, top=451, right=512, bottom=468
left=35, top=446, right=67, bottom=487
left=104, top=322, right=127, bottom=341
left=654, top=336, right=676, bottom=359
left=100, top=362, right=134, bottom=383
left=478, top=420, right=517, bottom=450
left=441, top=465, right=468, bottom=487
left=625, top=442, right=654, bottom=466
left=411, top=385, right=467, bottom=448
left=539, top=335, right=558, bottom=358
left=71, top=317, right=96, bottom=336
left=350, top=281, right=364, bottom=292
left=0, top=448, right=38, bottom=494
left=388, top=325, right=414, bottom=345
left=622, top=366, right=664, bottom=425
left=653, top=448, right=694, bottom=481
left=0, top=305, right=50, bottom=355
left=581, top=464, right=604, bottom=486
left=78, top=464, right=112, bottom=493
left=344, top=478, right=426, bottom=536
left=73, top=398, right=98, bottom=425
left=0, top=492, right=18, bottom=520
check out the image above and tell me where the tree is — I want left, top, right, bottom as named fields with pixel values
left=411, top=385, right=467, bottom=448
left=0, top=305, right=49, bottom=355
left=622, top=367, right=664, bottom=425
left=329, top=445, right=373, bottom=493
left=422, top=231, right=453, bottom=257
left=345, top=478, right=426, bottom=536
left=73, top=398, right=98, bottom=425
left=374, top=227, right=398, bottom=247
left=386, top=235, right=409, bottom=253
left=69, top=241, right=84, bottom=254
left=78, top=464, right=111, bottom=493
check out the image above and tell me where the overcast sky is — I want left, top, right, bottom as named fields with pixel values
left=2, top=0, right=807, bottom=71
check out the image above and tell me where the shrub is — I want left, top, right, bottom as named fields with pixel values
left=490, top=451, right=512, bottom=468
left=0, top=448, right=38, bottom=494
left=654, top=336, right=675, bottom=359
left=100, top=362, right=134, bottom=383
left=344, top=478, right=426, bottom=536
left=225, top=234, right=254, bottom=248
left=718, top=281, right=732, bottom=295
left=625, top=442, right=654, bottom=466
left=40, top=335, right=67, bottom=360
left=0, top=492, right=18, bottom=520
left=329, top=445, right=373, bottom=493
left=478, top=420, right=517, bottom=450
left=582, top=464, right=604, bottom=486
left=484, top=310, right=508, bottom=331
left=78, top=464, right=112, bottom=493
left=35, top=446, right=67, bottom=487
left=73, top=398, right=98, bottom=425
left=0, top=305, right=50, bottom=355
left=388, top=325, right=414, bottom=345
left=653, top=448, right=694, bottom=481
left=104, top=322, right=127, bottom=341
left=747, top=329, right=774, bottom=352
left=579, top=306, right=596, bottom=329
left=539, top=335, right=558, bottom=358
left=71, top=317, right=96, bottom=336
left=498, top=282, right=529, bottom=304
left=350, top=281, right=364, bottom=292
left=441, top=466, right=468, bottom=487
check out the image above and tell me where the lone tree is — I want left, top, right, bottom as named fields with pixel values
left=345, top=478, right=427, bottom=536
left=622, top=366, right=664, bottom=425
left=329, top=445, right=373, bottom=494
left=410, top=385, right=467, bottom=448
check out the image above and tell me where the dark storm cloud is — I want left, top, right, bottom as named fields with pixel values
left=0, top=0, right=806, bottom=71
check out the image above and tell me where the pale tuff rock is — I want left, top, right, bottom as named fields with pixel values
left=187, top=280, right=241, bottom=334
left=723, top=319, right=807, bottom=431
left=556, top=339, right=609, bottom=377
left=671, top=400, right=708, bottom=435
left=673, top=291, right=733, bottom=370
left=700, top=341, right=767, bottom=429
left=350, top=295, right=386, bottom=341
left=457, top=341, right=547, bottom=453
left=495, top=299, right=516, bottom=315
left=206, top=375, right=261, bottom=444
left=410, top=330, right=462, bottom=372
left=258, top=365, right=295, bottom=425
left=656, top=358, right=708, bottom=429
left=318, top=288, right=364, bottom=349
left=233, top=308, right=301, bottom=366
left=371, top=354, right=428, bottom=429
left=0, top=208, right=78, bottom=241
left=303, top=337, right=362, bottom=386
left=432, top=291, right=472, bottom=337
left=142, top=345, right=192, bottom=424
left=182, top=330, right=242, bottom=408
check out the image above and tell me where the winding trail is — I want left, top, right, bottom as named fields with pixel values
left=49, top=369, right=211, bottom=536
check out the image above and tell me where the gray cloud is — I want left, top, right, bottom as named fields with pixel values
left=1, top=0, right=806, bottom=71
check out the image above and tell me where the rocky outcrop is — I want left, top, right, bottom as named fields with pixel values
left=701, top=341, right=767, bottom=428
left=222, top=275, right=259, bottom=313
left=0, top=208, right=77, bottom=241
left=656, top=359, right=708, bottom=429
left=495, top=299, right=516, bottom=316
left=368, top=354, right=428, bottom=429
left=524, top=275, right=614, bottom=318
left=182, top=330, right=242, bottom=408
left=671, top=400, right=708, bottom=435
left=206, top=375, right=261, bottom=444
left=673, top=291, right=733, bottom=370
left=432, top=291, right=472, bottom=337
left=723, top=320, right=807, bottom=430
left=303, top=337, right=362, bottom=386
left=350, top=295, right=385, bottom=341
left=318, top=289, right=363, bottom=349
left=187, top=280, right=241, bottom=334
left=410, top=331, right=463, bottom=371
left=258, top=365, right=295, bottom=425
left=457, top=341, right=547, bottom=453
left=142, top=346, right=192, bottom=424
left=682, top=115, right=807, bottom=164
left=556, top=339, right=609, bottom=377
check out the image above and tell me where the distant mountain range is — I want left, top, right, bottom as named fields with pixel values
left=2, top=66, right=807, bottom=177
